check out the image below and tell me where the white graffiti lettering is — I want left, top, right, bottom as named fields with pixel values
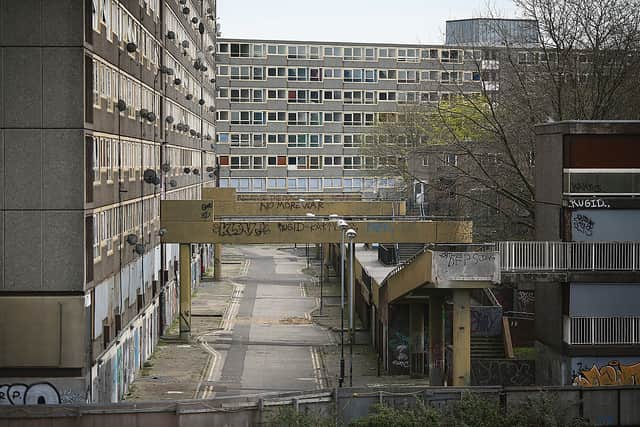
left=0, top=383, right=60, bottom=405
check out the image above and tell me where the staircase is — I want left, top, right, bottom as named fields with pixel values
left=471, top=336, right=505, bottom=359
left=396, top=243, right=427, bottom=263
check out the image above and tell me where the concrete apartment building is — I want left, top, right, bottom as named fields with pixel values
left=213, top=19, right=538, bottom=201
left=532, top=121, right=640, bottom=386
left=213, top=39, right=485, bottom=197
left=0, top=0, right=217, bottom=403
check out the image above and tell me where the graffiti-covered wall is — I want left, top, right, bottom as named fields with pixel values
left=572, top=357, right=640, bottom=387
left=0, top=378, right=86, bottom=405
left=571, top=209, right=640, bottom=241
left=387, top=304, right=409, bottom=375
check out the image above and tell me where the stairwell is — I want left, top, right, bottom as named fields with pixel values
left=471, top=336, right=505, bottom=359
left=396, top=243, right=427, bottom=263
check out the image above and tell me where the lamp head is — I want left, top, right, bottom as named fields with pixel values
left=346, top=229, right=357, bottom=240
left=337, top=219, right=348, bottom=230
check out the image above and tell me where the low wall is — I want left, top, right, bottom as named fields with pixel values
left=2, top=386, right=640, bottom=426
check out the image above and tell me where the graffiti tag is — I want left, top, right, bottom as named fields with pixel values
left=439, top=252, right=496, bottom=268
left=568, top=199, right=610, bottom=209
left=570, top=182, right=603, bottom=193
left=471, top=307, right=502, bottom=337
left=212, top=222, right=271, bottom=237
left=572, top=214, right=595, bottom=236
left=0, top=383, right=60, bottom=405
left=573, top=360, right=640, bottom=387
left=277, top=222, right=334, bottom=233
left=471, top=360, right=535, bottom=386
left=200, top=201, right=213, bottom=219
left=259, top=201, right=325, bottom=211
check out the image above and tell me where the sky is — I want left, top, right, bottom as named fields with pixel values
left=216, top=0, right=523, bottom=44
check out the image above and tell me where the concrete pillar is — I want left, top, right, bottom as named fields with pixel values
left=179, top=243, right=192, bottom=341
left=429, top=294, right=445, bottom=385
left=452, top=289, right=471, bottom=386
left=213, top=243, right=222, bottom=280
left=409, top=303, right=425, bottom=377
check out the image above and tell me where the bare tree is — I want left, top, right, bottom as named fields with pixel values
left=364, top=0, right=640, bottom=240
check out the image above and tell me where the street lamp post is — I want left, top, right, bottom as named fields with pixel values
left=346, top=228, right=357, bottom=387
left=337, top=219, right=349, bottom=387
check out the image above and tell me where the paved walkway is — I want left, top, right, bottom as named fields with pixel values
left=127, top=245, right=425, bottom=402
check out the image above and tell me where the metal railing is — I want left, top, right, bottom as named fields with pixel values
left=566, top=316, right=640, bottom=345
left=500, top=241, right=640, bottom=272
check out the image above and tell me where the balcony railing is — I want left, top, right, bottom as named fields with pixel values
left=500, top=241, right=640, bottom=272
left=565, top=316, right=640, bottom=345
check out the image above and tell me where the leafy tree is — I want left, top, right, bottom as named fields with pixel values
left=364, top=0, right=640, bottom=240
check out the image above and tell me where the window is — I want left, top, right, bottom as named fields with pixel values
left=267, top=67, right=286, bottom=77
left=268, top=178, right=286, bottom=189
left=252, top=67, right=264, bottom=80
left=344, top=113, right=362, bottom=126
left=379, top=91, right=396, bottom=101
left=343, top=178, right=363, bottom=191
left=230, top=133, right=250, bottom=146
left=310, top=68, right=322, bottom=81
left=231, top=111, right=250, bottom=124
left=267, top=44, right=286, bottom=55
left=323, top=112, right=342, bottom=122
left=288, top=178, right=308, bottom=192
left=379, top=48, right=396, bottom=58
left=325, top=178, right=342, bottom=188
left=230, top=43, right=250, bottom=57
left=252, top=156, right=264, bottom=169
left=288, top=112, right=307, bottom=125
left=324, top=90, right=342, bottom=100
left=422, top=155, right=429, bottom=167
left=267, top=134, right=286, bottom=144
left=324, top=156, right=342, bottom=166
left=443, top=153, right=458, bottom=166
left=344, top=157, right=362, bottom=169
left=267, top=89, right=286, bottom=99
left=217, top=87, right=229, bottom=98
left=230, top=66, right=250, bottom=80
left=324, top=134, right=341, bottom=144
left=441, top=49, right=461, bottom=63
left=441, top=71, right=461, bottom=84
left=398, top=48, right=419, bottom=62
left=288, top=67, right=308, bottom=81
left=267, top=111, right=286, bottom=122
left=230, top=156, right=250, bottom=169
left=309, top=156, right=321, bottom=169
left=216, top=133, right=229, bottom=143
left=231, top=89, right=250, bottom=102
left=398, top=70, right=419, bottom=83
left=252, top=44, right=265, bottom=58
left=288, top=45, right=307, bottom=59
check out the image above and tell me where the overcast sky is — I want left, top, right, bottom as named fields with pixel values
left=217, top=0, right=523, bottom=44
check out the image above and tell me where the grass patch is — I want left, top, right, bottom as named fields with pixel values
left=514, top=346, right=536, bottom=360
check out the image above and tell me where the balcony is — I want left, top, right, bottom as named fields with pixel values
left=500, top=241, right=640, bottom=272
left=565, top=316, right=640, bottom=345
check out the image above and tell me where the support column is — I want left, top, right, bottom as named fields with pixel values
left=213, top=243, right=222, bottom=280
left=429, top=294, right=445, bottom=385
left=452, top=289, right=471, bottom=386
left=179, top=243, right=192, bottom=341
left=409, top=303, right=425, bottom=377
